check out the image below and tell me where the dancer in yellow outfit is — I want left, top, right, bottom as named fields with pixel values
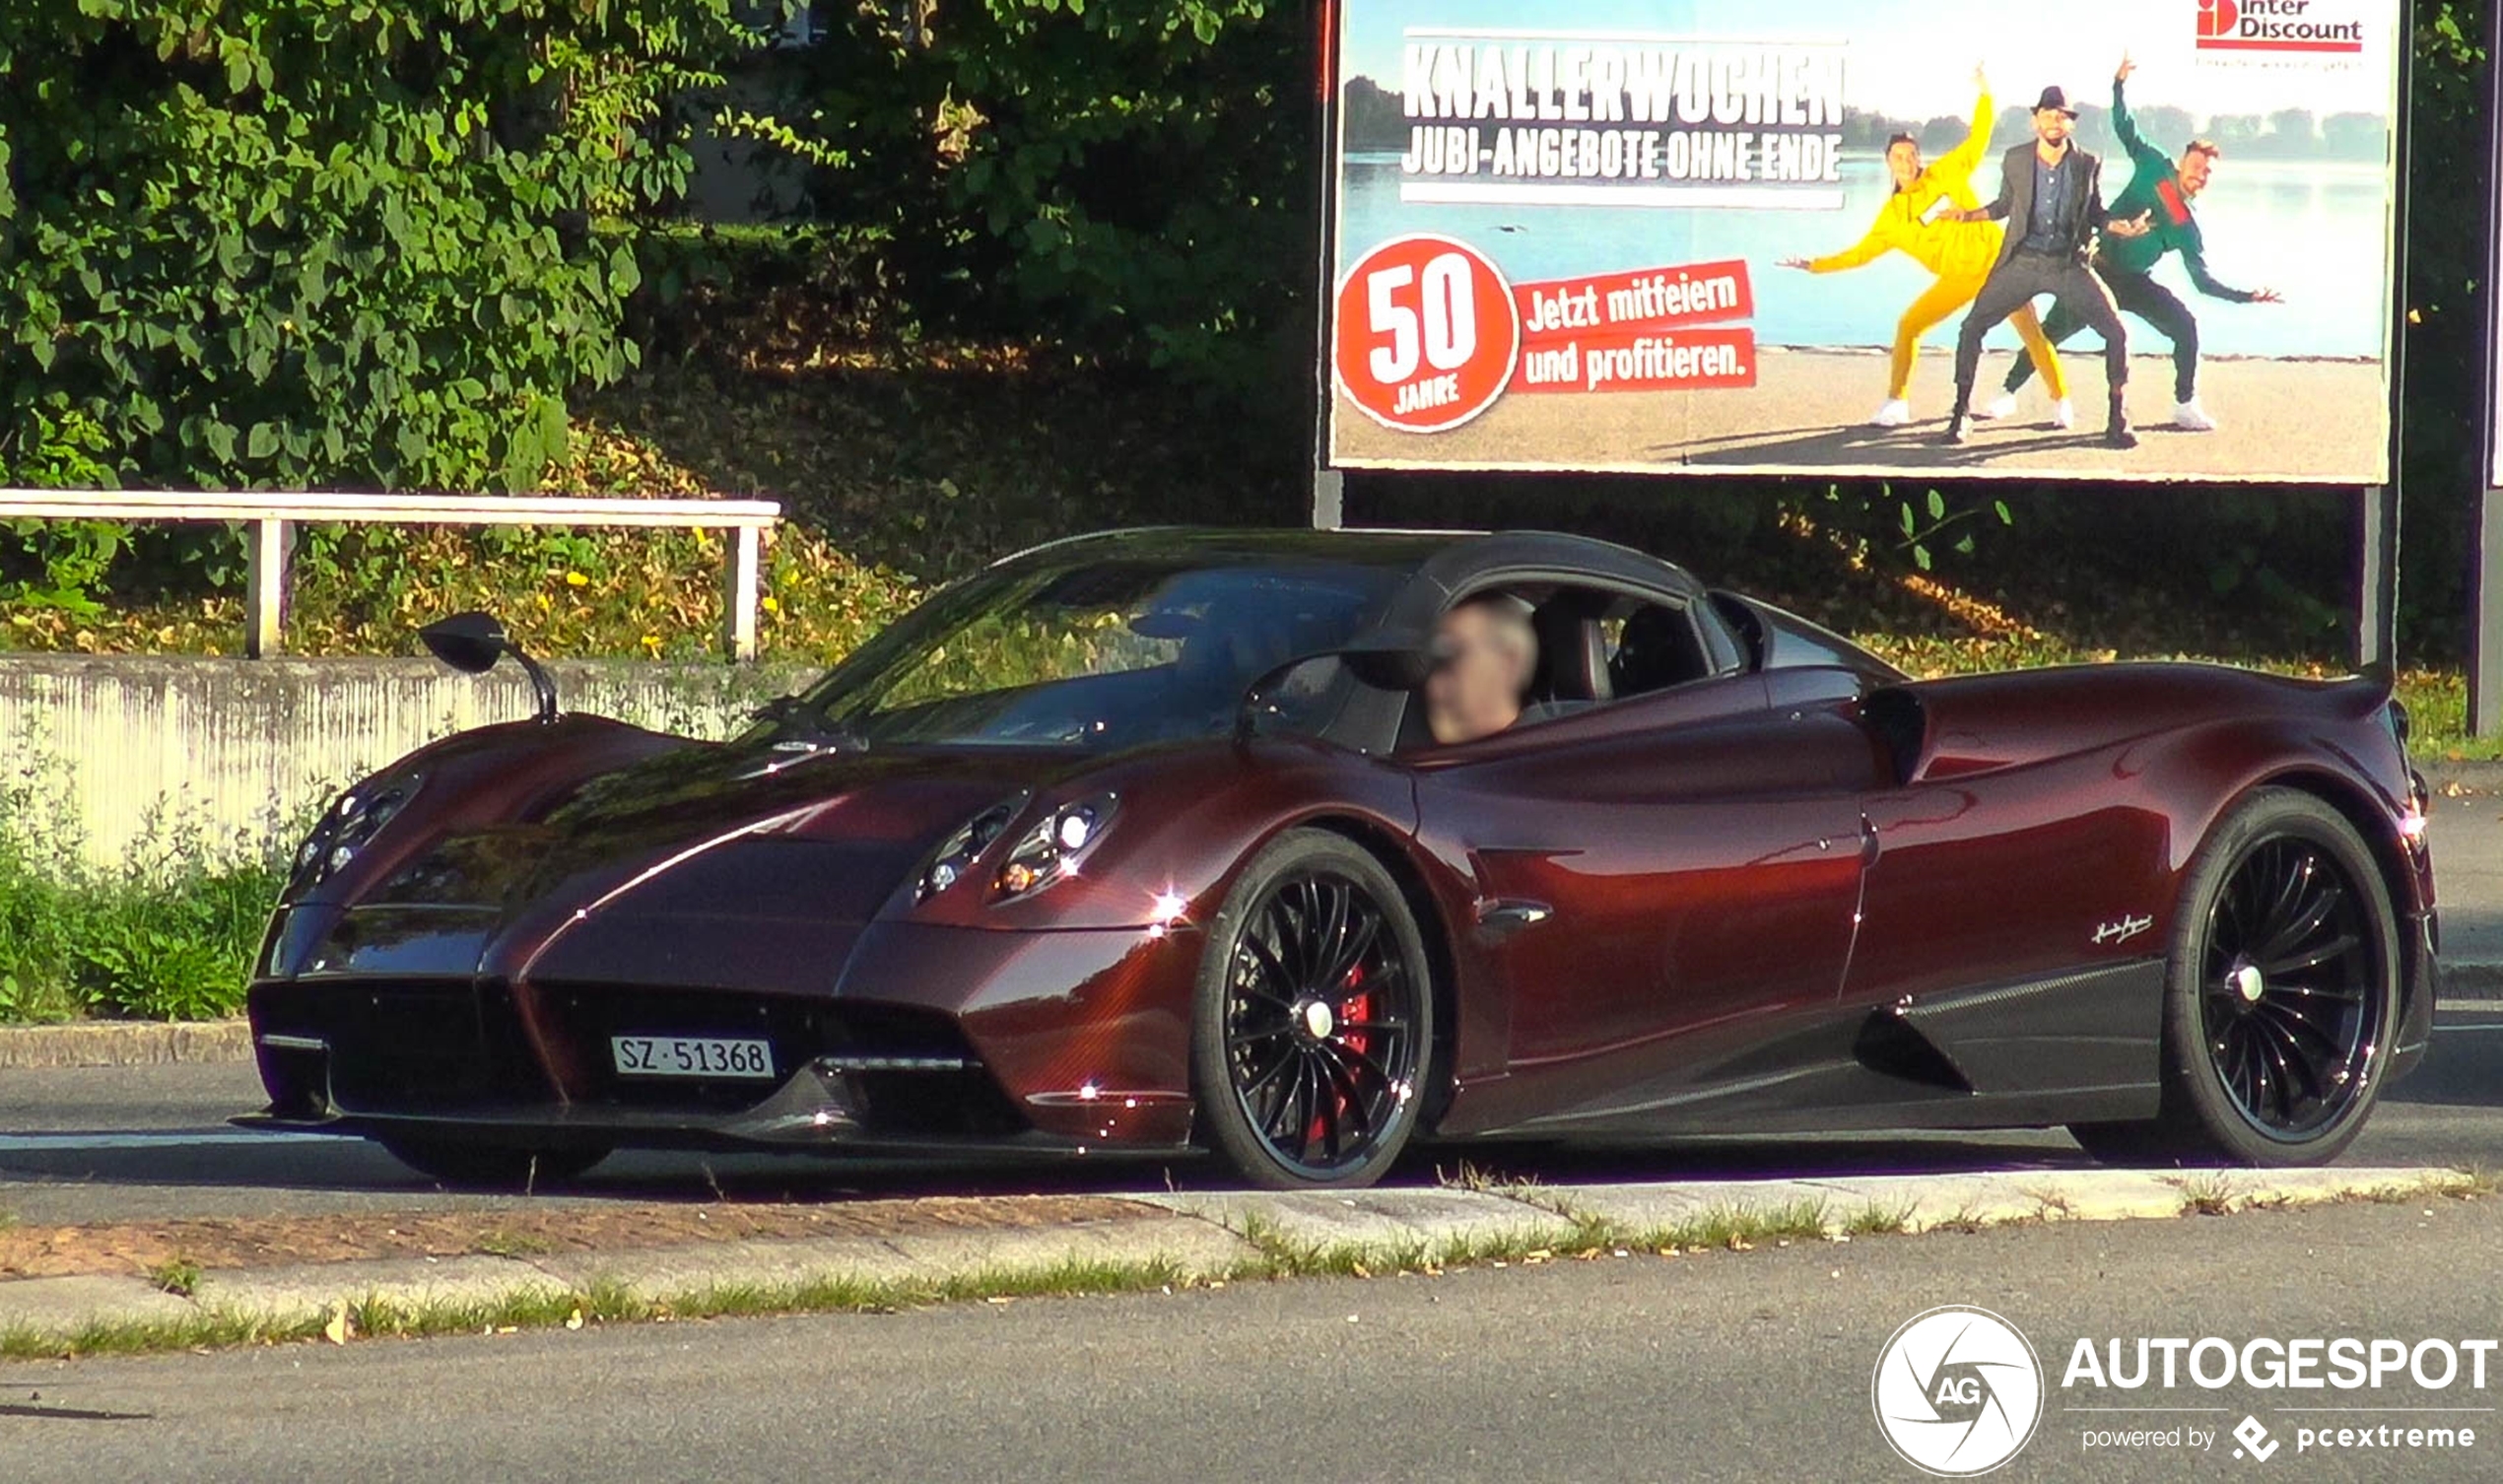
left=1779, top=68, right=2069, bottom=430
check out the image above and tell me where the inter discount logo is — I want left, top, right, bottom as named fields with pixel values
left=1872, top=1307, right=2046, bottom=1476
left=2196, top=0, right=2366, bottom=54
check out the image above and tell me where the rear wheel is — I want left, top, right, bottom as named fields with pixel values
left=377, top=1136, right=609, bottom=1191
left=1190, top=830, right=1433, bottom=1190
left=2068, top=787, right=2399, bottom=1168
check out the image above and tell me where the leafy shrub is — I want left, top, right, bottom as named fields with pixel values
left=0, top=0, right=746, bottom=493
left=0, top=750, right=286, bottom=1024
left=1, top=405, right=125, bottom=618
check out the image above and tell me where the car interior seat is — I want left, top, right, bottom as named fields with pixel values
left=1523, top=593, right=1610, bottom=721
left=1609, top=604, right=1713, bottom=697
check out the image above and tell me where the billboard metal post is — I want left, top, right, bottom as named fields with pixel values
left=2359, top=486, right=2400, bottom=668
left=2473, top=0, right=2503, bottom=732
left=2362, top=0, right=2413, bottom=673
left=1311, top=0, right=1346, bottom=531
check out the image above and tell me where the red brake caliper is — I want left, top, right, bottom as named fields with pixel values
left=1306, top=962, right=1371, bottom=1149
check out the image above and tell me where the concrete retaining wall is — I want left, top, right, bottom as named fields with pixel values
left=0, top=656, right=820, bottom=867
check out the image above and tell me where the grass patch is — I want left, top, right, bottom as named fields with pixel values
left=2339, top=1169, right=2490, bottom=1206
left=1920, top=1202, right=1990, bottom=1235
left=2018, top=1185, right=2078, bottom=1223
left=1232, top=1207, right=1596, bottom=1278
left=2452, top=1165, right=2498, bottom=1197
left=1234, top=1195, right=1840, bottom=1275
left=1843, top=1200, right=1917, bottom=1237
left=1620, top=1199, right=1833, bottom=1253
left=471, top=1230, right=561, bottom=1260
left=2174, top=1174, right=2241, bottom=1217
left=0, top=1258, right=1209, bottom=1361
left=146, top=1255, right=202, bottom=1298
left=0, top=1309, right=325, bottom=1361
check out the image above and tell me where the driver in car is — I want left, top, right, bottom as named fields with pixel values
left=1424, top=594, right=1537, bottom=745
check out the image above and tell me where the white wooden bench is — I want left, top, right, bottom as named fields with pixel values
left=0, top=490, right=781, bottom=660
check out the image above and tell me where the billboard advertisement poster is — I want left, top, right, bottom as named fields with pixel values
left=1324, top=0, right=2403, bottom=482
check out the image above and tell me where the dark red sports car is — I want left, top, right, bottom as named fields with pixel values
left=242, top=528, right=2437, bottom=1189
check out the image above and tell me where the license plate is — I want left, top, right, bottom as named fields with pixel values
left=610, top=1036, right=776, bottom=1079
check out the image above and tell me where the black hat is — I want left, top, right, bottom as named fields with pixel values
left=2032, top=86, right=2079, bottom=117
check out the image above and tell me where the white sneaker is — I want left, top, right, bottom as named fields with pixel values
left=1975, top=393, right=2018, bottom=421
left=2051, top=397, right=2075, bottom=430
left=1867, top=399, right=1912, bottom=428
left=2173, top=399, right=2217, bottom=432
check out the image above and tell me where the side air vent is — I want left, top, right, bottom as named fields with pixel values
left=1860, top=687, right=1927, bottom=785
left=1851, top=1010, right=1973, bottom=1094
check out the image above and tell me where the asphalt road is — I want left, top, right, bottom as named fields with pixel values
left=3, top=1008, right=2499, bottom=1226
left=3, top=1197, right=2497, bottom=1483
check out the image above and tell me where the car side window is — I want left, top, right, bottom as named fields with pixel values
left=1396, top=583, right=1732, bottom=753
left=1604, top=600, right=1719, bottom=700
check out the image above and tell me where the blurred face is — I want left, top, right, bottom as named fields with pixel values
left=1885, top=140, right=1922, bottom=188
left=2033, top=108, right=2074, bottom=147
left=2179, top=149, right=2214, bottom=196
left=1424, top=603, right=1530, bottom=746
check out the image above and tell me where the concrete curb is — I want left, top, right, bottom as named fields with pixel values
left=1132, top=1187, right=1583, bottom=1253
left=0, top=1019, right=252, bottom=1069
left=1553, top=1166, right=2460, bottom=1234
left=0, top=1167, right=2469, bottom=1350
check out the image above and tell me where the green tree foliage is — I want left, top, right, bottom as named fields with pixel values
left=734, top=0, right=1311, bottom=391
left=0, top=0, right=744, bottom=493
left=2392, top=0, right=2490, bottom=651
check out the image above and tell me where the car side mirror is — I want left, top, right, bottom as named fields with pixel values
left=419, top=611, right=508, bottom=675
left=419, top=610, right=561, bottom=723
left=1234, top=638, right=1434, bottom=744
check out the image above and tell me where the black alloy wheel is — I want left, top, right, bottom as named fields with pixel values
left=1192, top=830, right=1432, bottom=1189
left=2199, top=834, right=2383, bottom=1139
left=2069, top=787, right=2401, bottom=1168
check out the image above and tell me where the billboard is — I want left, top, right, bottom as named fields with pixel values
left=1323, top=0, right=2404, bottom=482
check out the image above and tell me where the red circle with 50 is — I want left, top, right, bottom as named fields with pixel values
left=1332, top=236, right=1520, bottom=434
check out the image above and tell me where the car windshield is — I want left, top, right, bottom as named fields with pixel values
left=771, top=551, right=1409, bottom=749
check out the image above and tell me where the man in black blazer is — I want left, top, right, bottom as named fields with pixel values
left=1942, top=86, right=2151, bottom=448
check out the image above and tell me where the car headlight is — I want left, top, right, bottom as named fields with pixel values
left=914, top=796, right=1025, bottom=903
left=287, top=772, right=423, bottom=898
left=993, top=793, right=1117, bottom=901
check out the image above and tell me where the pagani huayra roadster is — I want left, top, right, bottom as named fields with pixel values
left=242, top=529, right=2437, bottom=1189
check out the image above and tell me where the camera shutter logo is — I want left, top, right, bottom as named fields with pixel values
left=1872, top=1306, right=2045, bottom=1475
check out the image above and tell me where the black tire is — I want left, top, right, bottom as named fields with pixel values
left=377, top=1137, right=610, bottom=1191
left=1190, top=829, right=1434, bottom=1190
left=2068, top=786, right=2401, bottom=1168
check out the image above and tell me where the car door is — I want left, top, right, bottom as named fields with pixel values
left=1833, top=687, right=2178, bottom=1098
left=1409, top=666, right=1886, bottom=1128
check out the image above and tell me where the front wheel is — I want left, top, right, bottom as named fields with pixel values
left=377, top=1136, right=610, bottom=1191
left=1190, top=830, right=1434, bottom=1190
left=2069, top=787, right=2401, bottom=1168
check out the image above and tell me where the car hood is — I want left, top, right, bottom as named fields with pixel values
left=300, top=738, right=1085, bottom=990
